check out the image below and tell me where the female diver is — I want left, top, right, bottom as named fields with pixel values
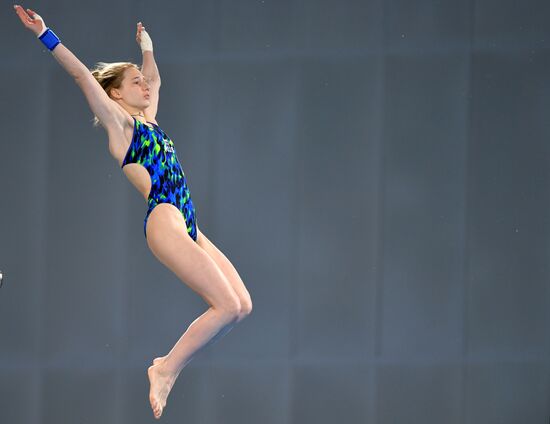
left=14, top=5, right=252, bottom=419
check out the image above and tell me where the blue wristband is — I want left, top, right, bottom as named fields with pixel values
left=38, top=28, right=61, bottom=51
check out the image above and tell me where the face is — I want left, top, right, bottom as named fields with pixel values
left=111, top=66, right=151, bottom=111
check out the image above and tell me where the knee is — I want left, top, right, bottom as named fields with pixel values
left=218, top=296, right=242, bottom=324
left=218, top=293, right=252, bottom=324
left=237, top=296, right=253, bottom=322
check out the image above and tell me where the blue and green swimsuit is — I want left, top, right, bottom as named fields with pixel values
left=121, top=118, right=197, bottom=241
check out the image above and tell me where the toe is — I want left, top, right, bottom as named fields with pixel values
left=150, top=399, right=159, bottom=415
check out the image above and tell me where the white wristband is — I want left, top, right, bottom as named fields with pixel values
left=140, top=28, right=153, bottom=52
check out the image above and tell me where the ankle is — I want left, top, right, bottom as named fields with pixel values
left=153, top=358, right=180, bottom=380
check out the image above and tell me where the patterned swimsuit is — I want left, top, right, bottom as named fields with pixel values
left=121, top=118, right=198, bottom=241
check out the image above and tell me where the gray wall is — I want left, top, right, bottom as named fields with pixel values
left=1, top=0, right=549, bottom=423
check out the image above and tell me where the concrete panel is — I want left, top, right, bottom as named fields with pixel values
left=384, top=0, right=471, bottom=50
left=377, top=364, right=462, bottom=424
left=206, top=362, right=289, bottom=424
left=292, top=58, right=383, bottom=359
left=42, top=368, right=117, bottom=424
left=41, top=71, right=126, bottom=365
left=464, top=362, right=550, bottom=424
left=0, top=69, right=49, bottom=363
left=0, top=370, right=40, bottom=424
left=219, top=0, right=299, bottom=53
left=209, top=61, right=300, bottom=359
left=299, top=0, right=383, bottom=51
left=380, top=54, right=469, bottom=358
left=291, top=363, right=370, bottom=424
left=466, top=51, right=550, bottom=356
left=474, top=0, right=550, bottom=48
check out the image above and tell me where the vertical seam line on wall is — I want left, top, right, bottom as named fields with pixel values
left=287, top=3, right=310, bottom=422
left=461, top=0, right=477, bottom=422
left=374, top=0, right=388, bottom=364
left=36, top=64, right=53, bottom=424
left=288, top=35, right=304, bottom=424
left=210, top=1, right=222, bottom=237
left=373, top=1, right=389, bottom=423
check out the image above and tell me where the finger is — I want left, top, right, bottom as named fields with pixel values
left=15, top=9, right=32, bottom=26
left=27, top=8, right=38, bottom=19
left=14, top=9, right=25, bottom=23
left=24, top=10, right=37, bottom=26
left=14, top=5, right=30, bottom=20
left=14, top=4, right=27, bottom=15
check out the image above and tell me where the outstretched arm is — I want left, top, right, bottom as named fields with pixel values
left=14, top=5, right=127, bottom=131
left=137, top=22, right=161, bottom=123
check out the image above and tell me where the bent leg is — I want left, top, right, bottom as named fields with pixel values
left=196, top=228, right=253, bottom=322
left=146, top=204, right=241, bottom=371
left=145, top=204, right=241, bottom=418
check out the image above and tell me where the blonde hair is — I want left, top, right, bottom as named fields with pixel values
left=90, top=61, right=140, bottom=126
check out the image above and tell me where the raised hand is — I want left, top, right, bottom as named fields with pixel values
left=13, top=5, right=46, bottom=36
left=136, top=21, right=144, bottom=44
left=136, top=21, right=153, bottom=53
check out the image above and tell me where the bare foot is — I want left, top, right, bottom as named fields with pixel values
left=147, top=362, right=177, bottom=419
